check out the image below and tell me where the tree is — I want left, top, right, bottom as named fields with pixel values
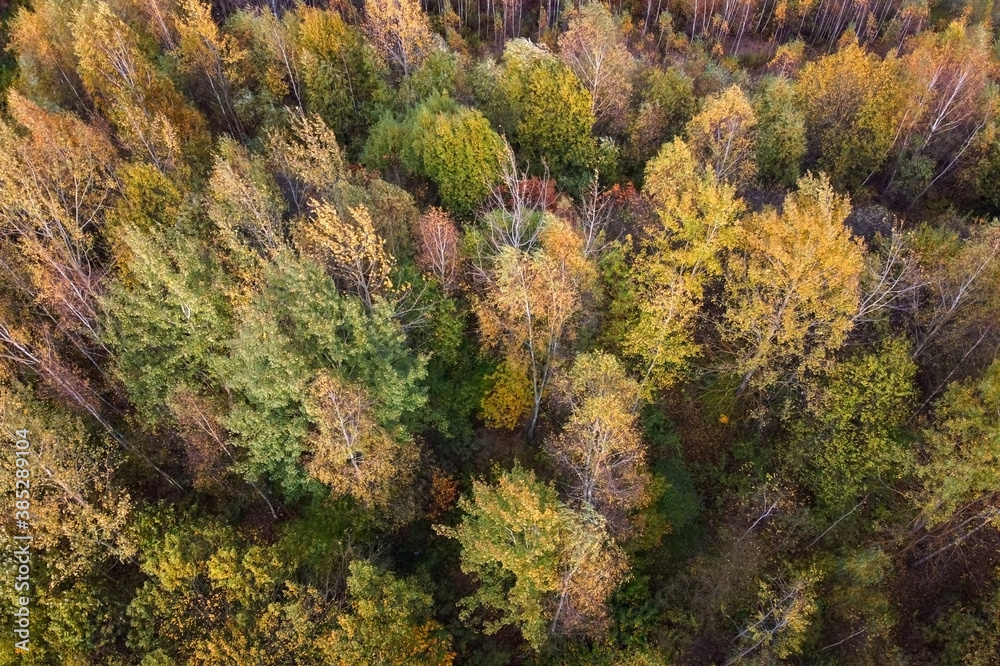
left=474, top=215, right=596, bottom=440
left=295, top=7, right=388, bottom=149
left=175, top=0, right=250, bottom=138
left=414, top=208, right=460, bottom=292
left=917, top=359, right=1000, bottom=529
left=362, top=0, right=436, bottom=77
left=685, top=85, right=758, bottom=189
left=729, top=568, right=821, bottom=664
left=365, top=94, right=505, bottom=217
left=493, top=39, right=597, bottom=190
left=8, top=0, right=86, bottom=111
left=0, top=380, right=133, bottom=587
left=547, top=352, right=650, bottom=536
left=266, top=111, right=347, bottom=215
left=407, top=99, right=504, bottom=217
left=304, top=372, right=418, bottom=509
left=215, top=255, right=425, bottom=497
left=208, top=137, right=288, bottom=263
left=293, top=201, right=394, bottom=314
left=790, top=338, right=917, bottom=511
left=617, top=138, right=744, bottom=392
left=319, top=561, right=454, bottom=665
left=126, top=510, right=333, bottom=665
left=795, top=38, right=906, bottom=191
left=754, top=75, right=806, bottom=187
left=103, top=221, right=234, bottom=427
left=558, top=2, right=636, bottom=135
left=224, top=8, right=304, bottom=117
left=437, top=466, right=627, bottom=650
left=722, top=173, right=864, bottom=398
left=891, top=19, right=997, bottom=204
left=628, top=66, right=698, bottom=173
left=0, top=92, right=118, bottom=374
left=72, top=0, right=209, bottom=174
left=903, top=224, right=1000, bottom=384
left=0, top=381, right=134, bottom=661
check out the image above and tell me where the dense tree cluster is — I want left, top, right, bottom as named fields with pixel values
left=2, top=0, right=1000, bottom=664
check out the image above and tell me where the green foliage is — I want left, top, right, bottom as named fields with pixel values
left=491, top=39, right=597, bottom=191
left=104, top=222, right=234, bottom=426
left=366, top=93, right=504, bottom=216
left=439, top=465, right=627, bottom=650
left=789, top=339, right=918, bottom=511
left=395, top=49, right=462, bottom=110
left=295, top=7, right=389, bottom=153
left=318, top=561, right=455, bottom=665
left=216, top=254, right=426, bottom=496
left=439, top=465, right=565, bottom=649
left=754, top=75, right=807, bottom=187
left=918, top=358, right=1000, bottom=527
left=628, top=66, right=697, bottom=177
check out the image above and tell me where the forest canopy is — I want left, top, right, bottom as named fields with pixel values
left=2, top=0, right=1000, bottom=663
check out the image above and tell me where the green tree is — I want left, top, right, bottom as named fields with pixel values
left=917, top=359, right=1000, bottom=528
left=103, top=221, right=234, bottom=428
left=790, top=339, right=917, bottom=511
left=365, top=94, right=505, bottom=217
left=628, top=66, right=698, bottom=175
left=295, top=7, right=388, bottom=152
left=215, top=254, right=425, bottom=497
left=754, top=75, right=807, bottom=187
left=319, top=561, right=454, bottom=665
left=491, top=39, right=597, bottom=191
left=437, top=466, right=627, bottom=650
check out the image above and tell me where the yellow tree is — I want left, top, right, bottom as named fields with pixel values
left=207, top=137, right=288, bottom=263
left=266, top=111, right=346, bottom=214
left=293, top=201, right=394, bottom=314
left=304, top=372, right=418, bottom=510
left=0, top=381, right=135, bottom=587
left=547, top=352, right=650, bottom=537
left=558, top=1, right=636, bottom=135
left=362, top=0, right=435, bottom=76
left=475, top=215, right=597, bottom=440
left=619, top=138, right=745, bottom=393
left=795, top=38, right=906, bottom=191
left=8, top=0, right=87, bottom=110
left=722, top=173, right=864, bottom=398
left=685, top=85, right=759, bottom=189
left=175, top=0, right=249, bottom=138
left=72, top=0, right=208, bottom=173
